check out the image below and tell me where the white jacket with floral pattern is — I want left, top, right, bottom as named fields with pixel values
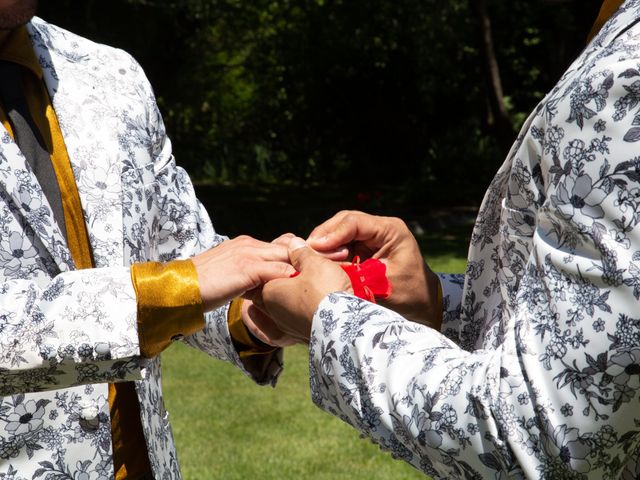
left=0, top=18, right=282, bottom=480
left=309, top=1, right=640, bottom=478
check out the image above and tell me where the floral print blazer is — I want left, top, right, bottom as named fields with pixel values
left=309, top=1, right=640, bottom=478
left=0, top=18, right=281, bottom=480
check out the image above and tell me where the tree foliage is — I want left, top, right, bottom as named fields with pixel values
left=38, top=0, right=602, bottom=204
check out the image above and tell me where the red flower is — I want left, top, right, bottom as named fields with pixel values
left=290, top=257, right=392, bottom=303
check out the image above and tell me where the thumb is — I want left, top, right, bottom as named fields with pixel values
left=288, top=236, right=319, bottom=272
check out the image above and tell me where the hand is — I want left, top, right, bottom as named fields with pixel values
left=240, top=299, right=301, bottom=347
left=191, top=235, right=295, bottom=312
left=307, top=210, right=441, bottom=328
left=257, top=237, right=352, bottom=343
left=238, top=233, right=303, bottom=347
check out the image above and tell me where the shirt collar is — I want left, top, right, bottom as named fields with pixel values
left=0, top=25, right=43, bottom=80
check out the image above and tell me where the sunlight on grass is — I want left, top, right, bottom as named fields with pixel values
left=427, top=254, right=467, bottom=274
left=163, top=247, right=468, bottom=479
left=163, top=345, right=426, bottom=479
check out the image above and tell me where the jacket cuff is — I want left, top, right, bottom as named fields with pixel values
left=131, top=259, right=204, bottom=358
left=227, top=298, right=278, bottom=359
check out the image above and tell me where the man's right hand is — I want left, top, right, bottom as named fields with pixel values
left=191, top=236, right=295, bottom=312
left=307, top=210, right=442, bottom=329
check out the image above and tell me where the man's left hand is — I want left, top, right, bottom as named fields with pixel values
left=255, top=237, right=352, bottom=343
left=241, top=299, right=301, bottom=347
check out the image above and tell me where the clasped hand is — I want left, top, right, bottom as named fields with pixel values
left=192, top=211, right=441, bottom=347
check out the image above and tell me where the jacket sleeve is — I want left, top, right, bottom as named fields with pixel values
left=437, top=273, right=465, bottom=344
left=0, top=51, right=153, bottom=395
left=308, top=276, right=632, bottom=478
left=308, top=55, right=640, bottom=478
left=0, top=267, right=143, bottom=396
left=139, top=69, right=283, bottom=386
left=0, top=51, right=280, bottom=395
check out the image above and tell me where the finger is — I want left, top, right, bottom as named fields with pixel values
left=241, top=300, right=274, bottom=346
left=244, top=303, right=280, bottom=347
left=316, top=246, right=350, bottom=261
left=246, top=304, right=300, bottom=347
left=275, top=233, right=349, bottom=260
left=251, top=242, right=291, bottom=262
left=306, top=210, right=352, bottom=245
left=242, top=284, right=264, bottom=305
left=253, top=276, right=287, bottom=308
left=229, top=235, right=291, bottom=263
left=271, top=232, right=296, bottom=246
left=251, top=261, right=297, bottom=286
left=307, top=211, right=384, bottom=252
left=249, top=304, right=305, bottom=347
left=288, top=236, right=322, bottom=272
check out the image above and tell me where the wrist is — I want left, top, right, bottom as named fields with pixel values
left=424, top=266, right=443, bottom=331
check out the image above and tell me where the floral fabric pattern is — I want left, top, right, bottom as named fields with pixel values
left=309, top=1, right=640, bottom=478
left=0, top=18, right=282, bottom=479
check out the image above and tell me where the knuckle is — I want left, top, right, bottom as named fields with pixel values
left=235, top=234, right=254, bottom=245
left=342, top=212, right=359, bottom=226
left=276, top=233, right=295, bottom=242
left=335, top=210, right=357, bottom=224
left=341, top=209, right=360, bottom=218
left=389, top=216, right=408, bottom=231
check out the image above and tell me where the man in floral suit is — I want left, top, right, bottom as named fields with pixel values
left=0, top=1, right=295, bottom=479
left=258, top=0, right=640, bottom=478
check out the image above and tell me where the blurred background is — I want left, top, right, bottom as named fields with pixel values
left=40, top=0, right=602, bottom=240
left=38, top=1, right=604, bottom=478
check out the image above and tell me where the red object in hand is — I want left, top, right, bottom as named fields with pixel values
left=290, top=256, right=392, bottom=303
left=342, top=256, right=392, bottom=303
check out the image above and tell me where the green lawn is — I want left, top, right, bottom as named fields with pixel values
left=163, top=232, right=469, bottom=479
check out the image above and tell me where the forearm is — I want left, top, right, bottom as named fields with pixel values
left=308, top=292, right=622, bottom=478
left=0, top=267, right=142, bottom=395
left=309, top=294, right=504, bottom=477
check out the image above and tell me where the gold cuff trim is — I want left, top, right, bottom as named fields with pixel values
left=228, top=298, right=277, bottom=359
left=131, top=260, right=204, bottom=358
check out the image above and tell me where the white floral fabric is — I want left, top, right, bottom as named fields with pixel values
left=0, top=18, right=282, bottom=479
left=309, top=2, right=640, bottom=478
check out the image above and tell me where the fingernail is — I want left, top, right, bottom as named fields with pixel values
left=289, top=237, right=307, bottom=251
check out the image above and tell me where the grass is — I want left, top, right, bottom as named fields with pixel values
left=162, top=223, right=471, bottom=479
left=163, top=344, right=426, bottom=479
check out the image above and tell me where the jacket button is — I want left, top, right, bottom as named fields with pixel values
left=79, top=402, right=100, bottom=431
